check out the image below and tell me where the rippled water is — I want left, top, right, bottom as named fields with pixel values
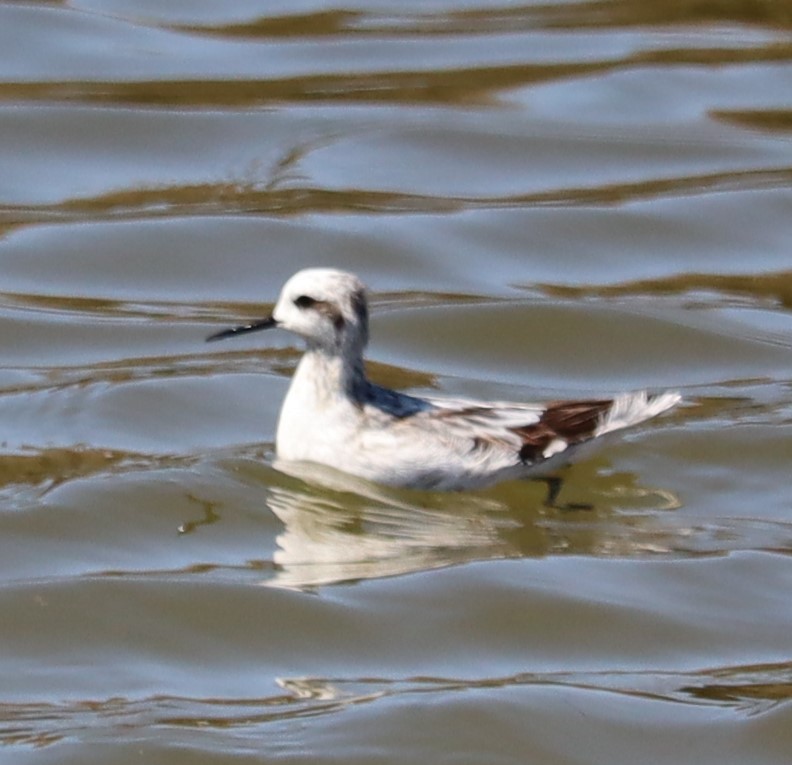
left=2, top=1, right=792, bottom=762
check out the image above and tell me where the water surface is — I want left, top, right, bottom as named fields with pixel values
left=1, top=1, right=792, bottom=762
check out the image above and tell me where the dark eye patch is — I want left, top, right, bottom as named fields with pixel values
left=293, top=295, right=317, bottom=309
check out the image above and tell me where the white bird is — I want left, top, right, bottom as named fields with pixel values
left=207, top=268, right=680, bottom=496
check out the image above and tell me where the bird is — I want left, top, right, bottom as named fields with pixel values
left=207, top=268, right=680, bottom=496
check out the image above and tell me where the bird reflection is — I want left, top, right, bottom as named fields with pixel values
left=265, top=460, right=521, bottom=589
left=259, top=458, right=681, bottom=590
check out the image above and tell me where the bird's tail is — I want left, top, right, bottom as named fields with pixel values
left=595, top=390, right=681, bottom=437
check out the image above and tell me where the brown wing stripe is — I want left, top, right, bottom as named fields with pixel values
left=513, top=399, right=612, bottom=463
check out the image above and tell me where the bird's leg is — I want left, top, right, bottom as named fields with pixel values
left=534, top=476, right=593, bottom=511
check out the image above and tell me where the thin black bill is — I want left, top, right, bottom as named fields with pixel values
left=206, top=316, right=277, bottom=342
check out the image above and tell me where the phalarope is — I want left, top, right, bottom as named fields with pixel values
left=207, top=268, right=680, bottom=492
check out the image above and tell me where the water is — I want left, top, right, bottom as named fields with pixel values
left=1, top=1, right=792, bottom=762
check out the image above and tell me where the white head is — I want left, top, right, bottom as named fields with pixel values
left=273, top=268, right=369, bottom=352
left=207, top=268, right=370, bottom=355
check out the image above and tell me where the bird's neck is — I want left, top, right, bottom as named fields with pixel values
left=291, top=345, right=367, bottom=406
left=275, top=343, right=368, bottom=463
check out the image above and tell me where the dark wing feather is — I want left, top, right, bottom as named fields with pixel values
left=512, top=399, right=612, bottom=463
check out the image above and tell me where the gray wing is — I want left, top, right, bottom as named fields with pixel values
left=420, top=395, right=614, bottom=465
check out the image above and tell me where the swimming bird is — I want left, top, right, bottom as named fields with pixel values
left=207, top=268, right=680, bottom=494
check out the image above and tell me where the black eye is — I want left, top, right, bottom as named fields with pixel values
left=293, top=295, right=316, bottom=309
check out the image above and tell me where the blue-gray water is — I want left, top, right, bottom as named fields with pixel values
left=1, top=2, right=792, bottom=762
